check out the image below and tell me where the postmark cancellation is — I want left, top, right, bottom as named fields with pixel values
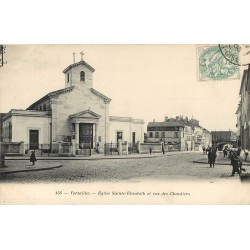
left=197, top=45, right=240, bottom=81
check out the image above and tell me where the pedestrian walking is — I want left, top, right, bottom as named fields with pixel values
left=30, top=150, right=37, bottom=165
left=208, top=147, right=216, bottom=168
left=237, top=146, right=242, bottom=157
left=202, top=146, right=206, bottom=154
left=244, top=149, right=248, bottom=161
left=96, top=142, right=100, bottom=154
left=162, top=143, right=165, bottom=154
left=223, top=147, right=227, bottom=157
left=230, top=151, right=246, bottom=176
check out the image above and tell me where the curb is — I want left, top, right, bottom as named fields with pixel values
left=0, top=164, right=63, bottom=175
left=5, top=156, right=157, bottom=161
left=4, top=152, right=196, bottom=161
left=193, top=161, right=250, bottom=166
left=193, top=161, right=229, bottom=165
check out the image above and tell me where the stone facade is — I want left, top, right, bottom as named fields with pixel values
left=1, top=58, right=144, bottom=154
left=109, top=116, right=144, bottom=144
left=236, top=69, right=250, bottom=150
left=2, top=110, right=50, bottom=144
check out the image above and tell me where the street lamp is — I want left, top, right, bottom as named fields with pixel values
left=0, top=45, right=7, bottom=68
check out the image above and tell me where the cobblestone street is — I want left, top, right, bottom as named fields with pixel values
left=1, top=152, right=248, bottom=184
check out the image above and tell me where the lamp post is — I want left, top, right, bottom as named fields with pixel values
left=0, top=45, right=7, bottom=68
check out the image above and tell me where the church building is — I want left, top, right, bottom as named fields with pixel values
left=1, top=54, right=144, bottom=155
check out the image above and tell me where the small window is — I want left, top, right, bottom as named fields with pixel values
left=80, top=71, right=85, bottom=81
left=161, top=132, right=165, bottom=138
left=67, top=73, right=70, bottom=83
left=149, top=132, right=153, bottom=138
left=155, top=132, right=159, bottom=138
left=174, top=132, right=178, bottom=138
left=98, top=136, right=101, bottom=142
left=43, top=103, right=46, bottom=111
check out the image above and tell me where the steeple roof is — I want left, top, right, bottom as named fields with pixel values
left=62, top=60, right=95, bottom=73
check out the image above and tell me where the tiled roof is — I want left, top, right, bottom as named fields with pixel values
left=27, top=86, right=75, bottom=110
left=148, top=121, right=184, bottom=127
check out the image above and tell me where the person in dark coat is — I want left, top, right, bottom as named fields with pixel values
left=223, top=146, right=228, bottom=157
left=230, top=151, right=246, bottom=176
left=237, top=147, right=242, bottom=157
left=30, top=151, right=37, bottom=165
left=208, top=147, right=217, bottom=168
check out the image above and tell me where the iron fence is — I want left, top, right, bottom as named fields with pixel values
left=104, top=143, right=119, bottom=155
left=128, top=143, right=138, bottom=154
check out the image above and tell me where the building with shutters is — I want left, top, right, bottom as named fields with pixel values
left=147, top=116, right=211, bottom=151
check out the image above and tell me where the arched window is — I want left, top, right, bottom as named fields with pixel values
left=80, top=71, right=85, bottom=82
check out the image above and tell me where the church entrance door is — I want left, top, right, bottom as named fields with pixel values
left=29, top=130, right=39, bottom=150
left=79, top=123, right=93, bottom=149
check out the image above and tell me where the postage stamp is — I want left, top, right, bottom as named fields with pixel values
left=197, top=45, right=240, bottom=81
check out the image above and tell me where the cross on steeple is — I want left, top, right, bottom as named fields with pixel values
left=80, top=51, right=84, bottom=61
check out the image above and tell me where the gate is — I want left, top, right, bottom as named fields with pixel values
left=76, top=142, right=92, bottom=156
left=104, top=143, right=119, bottom=155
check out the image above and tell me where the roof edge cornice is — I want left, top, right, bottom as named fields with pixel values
left=63, top=60, right=95, bottom=73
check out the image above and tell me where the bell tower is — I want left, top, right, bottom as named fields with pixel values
left=63, top=52, right=95, bottom=89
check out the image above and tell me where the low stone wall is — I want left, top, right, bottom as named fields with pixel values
left=139, top=143, right=180, bottom=153
left=140, top=143, right=162, bottom=153
left=2, top=142, right=25, bottom=156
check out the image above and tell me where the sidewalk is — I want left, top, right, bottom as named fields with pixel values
left=5, top=150, right=196, bottom=161
left=0, top=161, right=63, bottom=174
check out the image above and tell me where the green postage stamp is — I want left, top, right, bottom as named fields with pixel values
left=197, top=45, right=240, bottom=81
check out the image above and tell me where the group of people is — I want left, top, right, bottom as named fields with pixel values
left=203, top=145, right=247, bottom=176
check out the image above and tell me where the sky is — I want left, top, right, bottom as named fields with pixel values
left=0, top=44, right=245, bottom=131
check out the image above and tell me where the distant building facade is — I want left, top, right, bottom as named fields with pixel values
left=211, top=131, right=237, bottom=149
left=147, top=116, right=211, bottom=151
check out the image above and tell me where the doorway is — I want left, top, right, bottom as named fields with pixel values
left=79, top=123, right=93, bottom=148
left=29, top=130, right=39, bottom=150
left=117, top=131, right=123, bottom=144
left=132, top=132, right=136, bottom=145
